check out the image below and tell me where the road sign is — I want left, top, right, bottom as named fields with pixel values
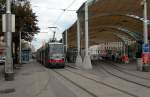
left=142, top=44, right=150, bottom=52
left=2, top=14, right=15, bottom=32
left=142, top=44, right=150, bottom=64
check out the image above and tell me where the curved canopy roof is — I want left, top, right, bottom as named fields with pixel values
left=66, top=0, right=150, bottom=48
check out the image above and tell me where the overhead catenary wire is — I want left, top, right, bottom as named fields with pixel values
left=47, top=8, right=76, bottom=11
left=53, top=0, right=77, bottom=25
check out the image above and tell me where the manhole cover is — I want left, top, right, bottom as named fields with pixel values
left=0, top=88, right=16, bottom=94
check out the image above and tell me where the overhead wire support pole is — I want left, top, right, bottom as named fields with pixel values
left=5, top=0, right=14, bottom=80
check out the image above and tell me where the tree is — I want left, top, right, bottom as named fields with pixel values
left=13, top=1, right=39, bottom=63
left=12, top=1, right=39, bottom=41
left=0, top=0, right=39, bottom=63
left=21, top=40, right=29, bottom=49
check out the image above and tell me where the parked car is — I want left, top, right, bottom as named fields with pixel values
left=0, top=57, right=5, bottom=65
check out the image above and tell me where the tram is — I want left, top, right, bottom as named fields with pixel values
left=36, top=42, right=65, bottom=68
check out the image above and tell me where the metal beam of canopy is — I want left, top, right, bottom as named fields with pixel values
left=89, top=25, right=142, bottom=41
left=89, top=0, right=150, bottom=19
left=89, top=30, right=132, bottom=43
left=67, top=25, right=139, bottom=48
left=88, top=15, right=150, bottom=35
left=66, top=0, right=150, bottom=49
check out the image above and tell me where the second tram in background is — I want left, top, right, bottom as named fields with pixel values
left=36, top=42, right=65, bottom=68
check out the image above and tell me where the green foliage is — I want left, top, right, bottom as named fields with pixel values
left=0, top=0, right=6, bottom=4
left=21, top=41, right=29, bottom=49
left=13, top=2, right=39, bottom=41
left=0, top=0, right=39, bottom=63
left=0, top=0, right=39, bottom=41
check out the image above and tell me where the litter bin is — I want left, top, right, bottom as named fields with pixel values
left=137, top=58, right=143, bottom=71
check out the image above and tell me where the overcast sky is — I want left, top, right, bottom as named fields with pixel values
left=30, top=0, right=86, bottom=50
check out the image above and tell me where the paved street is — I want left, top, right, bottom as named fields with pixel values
left=0, top=61, right=150, bottom=97
left=0, top=61, right=93, bottom=97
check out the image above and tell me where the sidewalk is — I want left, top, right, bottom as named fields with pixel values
left=0, top=60, right=49, bottom=97
left=0, top=65, right=4, bottom=81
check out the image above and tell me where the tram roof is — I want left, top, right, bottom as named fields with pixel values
left=65, top=0, right=150, bottom=48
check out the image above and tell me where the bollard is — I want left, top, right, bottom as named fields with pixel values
left=137, top=58, right=143, bottom=71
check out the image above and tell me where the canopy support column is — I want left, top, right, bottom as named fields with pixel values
left=142, top=0, right=150, bottom=72
left=76, top=17, right=82, bottom=67
left=83, top=1, right=92, bottom=69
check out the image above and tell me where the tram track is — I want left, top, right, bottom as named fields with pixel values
left=34, top=66, right=51, bottom=97
left=108, top=62, right=150, bottom=80
left=100, top=62, right=150, bottom=89
left=64, top=67, right=139, bottom=97
left=34, top=62, right=94, bottom=97
left=52, top=69, right=98, bottom=97
left=34, top=62, right=150, bottom=97
left=35, top=66, right=93, bottom=97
